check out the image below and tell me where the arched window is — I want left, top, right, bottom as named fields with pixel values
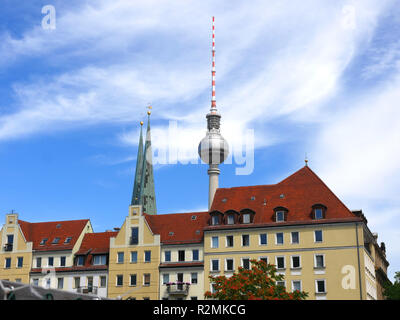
left=311, top=204, right=327, bottom=220
left=209, top=210, right=223, bottom=226
left=273, top=207, right=289, bottom=222
left=224, top=210, right=239, bottom=225
left=239, top=209, right=256, bottom=224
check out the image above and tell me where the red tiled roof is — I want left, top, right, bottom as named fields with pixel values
left=210, top=166, right=361, bottom=225
left=76, top=231, right=118, bottom=255
left=144, top=212, right=209, bottom=245
left=18, top=219, right=90, bottom=252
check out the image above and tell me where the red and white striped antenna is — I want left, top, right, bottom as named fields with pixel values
left=211, top=16, right=217, bottom=113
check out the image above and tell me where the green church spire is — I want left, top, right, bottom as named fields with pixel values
left=131, top=121, right=144, bottom=206
left=138, top=110, right=157, bottom=214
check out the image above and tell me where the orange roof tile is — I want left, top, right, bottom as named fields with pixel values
left=144, top=212, right=208, bottom=245
left=210, top=166, right=361, bottom=225
left=18, top=219, right=90, bottom=251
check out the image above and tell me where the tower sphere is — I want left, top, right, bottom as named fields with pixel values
left=198, top=131, right=229, bottom=165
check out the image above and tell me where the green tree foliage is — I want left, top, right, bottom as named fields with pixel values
left=204, top=259, right=308, bottom=300
left=383, top=271, right=400, bottom=300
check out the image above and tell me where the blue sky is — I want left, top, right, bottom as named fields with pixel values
left=0, top=0, right=399, bottom=281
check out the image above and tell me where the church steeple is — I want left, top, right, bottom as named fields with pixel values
left=130, top=110, right=157, bottom=215
left=131, top=121, right=144, bottom=206
left=138, top=110, right=157, bottom=215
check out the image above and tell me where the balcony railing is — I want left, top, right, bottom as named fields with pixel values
left=76, top=286, right=98, bottom=295
left=166, top=283, right=190, bottom=296
left=3, top=243, right=13, bottom=252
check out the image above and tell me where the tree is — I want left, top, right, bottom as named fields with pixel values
left=383, top=271, right=400, bottom=300
left=204, top=259, right=308, bottom=300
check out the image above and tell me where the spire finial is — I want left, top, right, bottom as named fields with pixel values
left=211, top=16, right=217, bottom=113
left=305, top=153, right=308, bottom=166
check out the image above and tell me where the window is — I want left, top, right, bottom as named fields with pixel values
left=242, top=213, right=250, bottom=224
left=5, top=258, right=11, bottom=269
left=74, top=277, right=80, bottom=289
left=291, top=231, right=299, bottom=244
left=93, top=255, right=106, bottom=265
left=212, top=215, right=219, bottom=225
left=130, top=274, right=137, bottom=286
left=211, top=259, right=219, bottom=272
left=116, top=275, right=123, bottom=286
left=36, top=257, right=42, bottom=268
left=57, top=278, right=64, bottom=289
left=39, top=238, right=48, bottom=245
left=64, top=237, right=72, bottom=244
left=131, top=251, right=138, bottom=263
left=48, top=257, right=54, bottom=267
left=226, top=258, right=234, bottom=271
left=242, top=258, right=250, bottom=270
left=276, top=232, right=284, bottom=245
left=45, top=278, right=51, bottom=289
left=276, top=281, right=285, bottom=288
left=143, top=274, right=151, bottom=286
left=76, top=256, right=84, bottom=266
left=52, top=237, right=60, bottom=244
left=32, top=279, right=39, bottom=286
left=315, top=254, right=325, bottom=268
left=164, top=251, right=171, bottom=262
left=60, top=256, right=66, bottom=267
left=162, top=274, right=169, bottom=285
left=226, top=235, right=234, bottom=247
left=178, top=250, right=185, bottom=262
left=192, top=249, right=199, bottom=261
left=260, top=257, right=268, bottom=265
left=227, top=215, right=235, bottom=225
left=191, top=272, right=198, bottom=284
left=315, top=230, right=323, bottom=242
left=17, top=257, right=23, bottom=268
left=276, top=211, right=285, bottom=222
left=291, top=256, right=301, bottom=269
left=211, top=236, right=219, bottom=248
left=144, top=251, right=151, bottom=263
left=292, top=280, right=302, bottom=292
left=316, top=279, right=326, bottom=293
left=259, top=233, right=267, bottom=245
left=242, top=234, right=250, bottom=246
left=100, top=276, right=107, bottom=288
left=276, top=256, right=285, bottom=269
left=117, top=252, right=124, bottom=263
left=191, top=296, right=198, bottom=300
left=131, top=227, right=139, bottom=245
left=7, top=234, right=14, bottom=244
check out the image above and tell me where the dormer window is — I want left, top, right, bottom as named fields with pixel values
left=40, top=238, right=48, bottom=245
left=93, top=255, right=106, bottom=265
left=276, top=211, right=285, bottom=222
left=311, top=204, right=327, bottom=220
left=52, top=237, right=60, bottom=244
left=273, top=207, right=288, bottom=222
left=64, top=237, right=72, bottom=244
left=315, top=208, right=323, bottom=220
left=76, top=256, right=85, bottom=266
left=212, top=215, right=219, bottom=225
left=227, top=215, right=235, bottom=225
left=239, top=209, right=255, bottom=224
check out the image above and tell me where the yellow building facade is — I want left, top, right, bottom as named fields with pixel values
left=108, top=205, right=160, bottom=300
left=0, top=213, right=32, bottom=284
